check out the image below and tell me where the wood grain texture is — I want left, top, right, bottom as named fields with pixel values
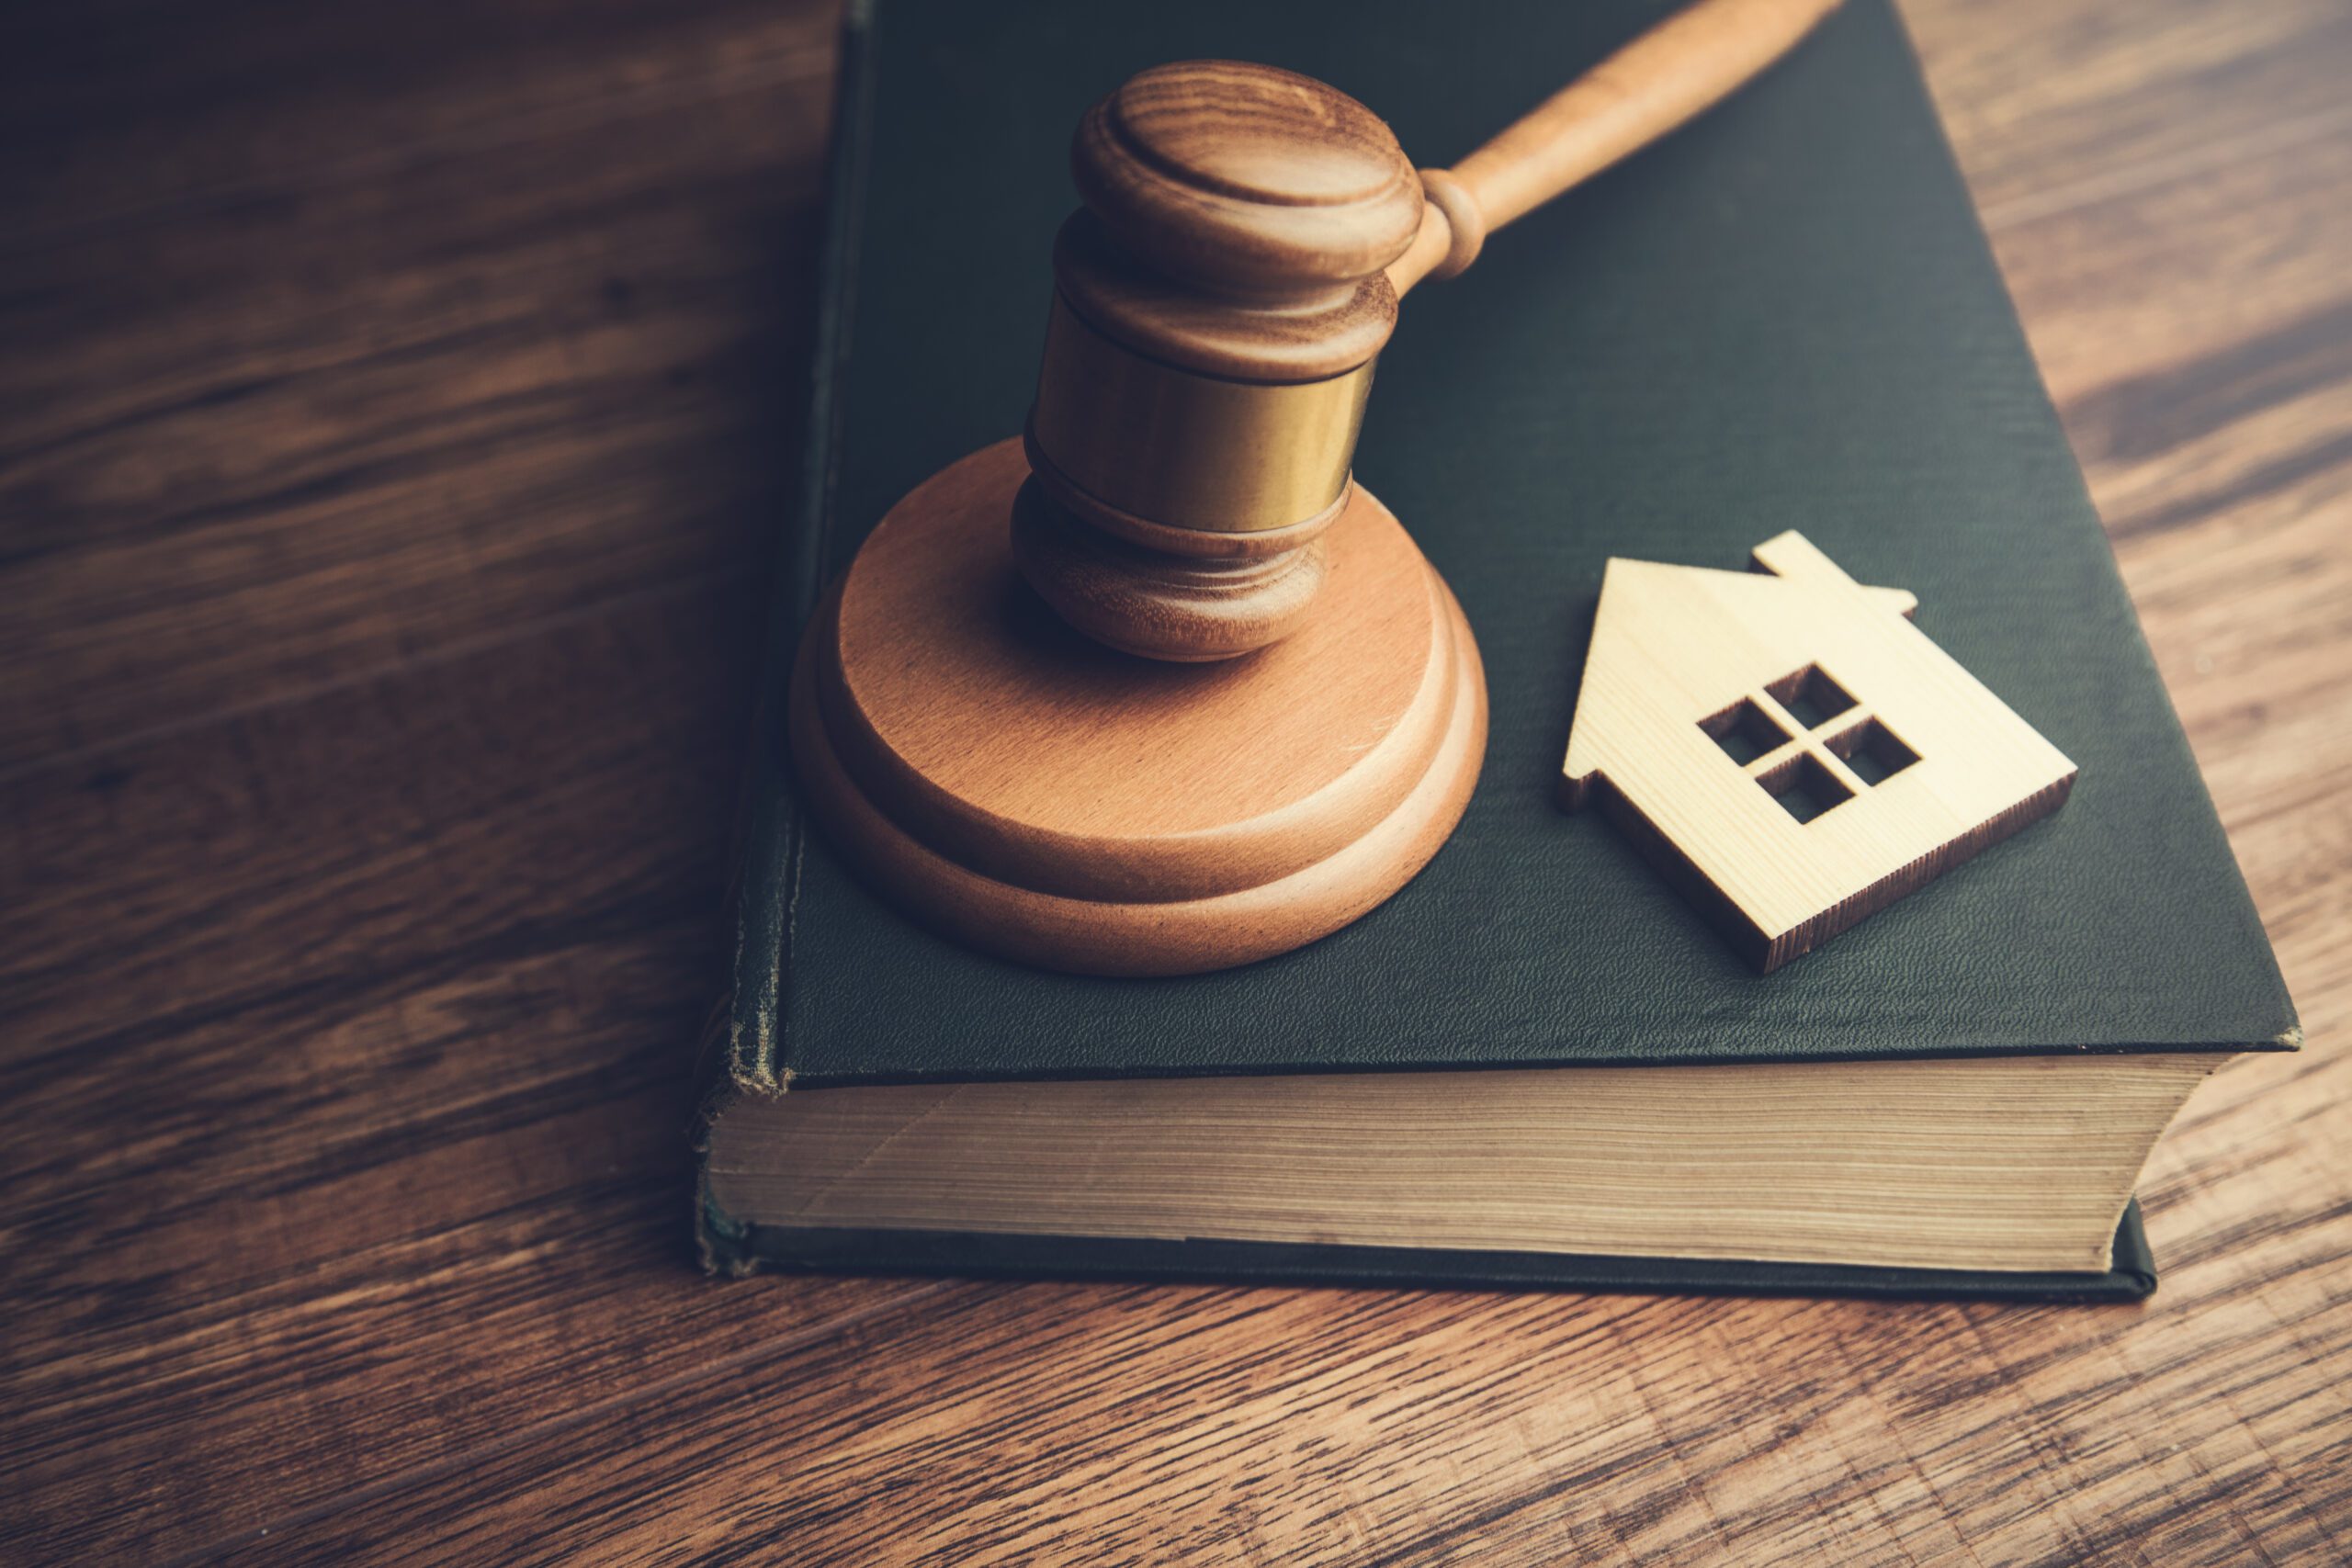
left=1, top=0, right=2346, bottom=1562
left=1071, top=59, right=1422, bottom=309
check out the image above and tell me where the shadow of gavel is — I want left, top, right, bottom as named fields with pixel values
left=1012, top=0, right=1841, bottom=660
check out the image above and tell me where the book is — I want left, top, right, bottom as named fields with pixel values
left=694, top=0, right=2299, bottom=1299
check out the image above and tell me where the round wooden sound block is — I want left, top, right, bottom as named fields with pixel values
left=789, top=438, right=1487, bottom=976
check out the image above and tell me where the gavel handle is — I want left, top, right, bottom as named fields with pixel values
left=1386, top=0, right=1843, bottom=297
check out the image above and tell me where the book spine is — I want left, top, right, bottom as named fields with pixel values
left=695, top=0, right=878, bottom=1274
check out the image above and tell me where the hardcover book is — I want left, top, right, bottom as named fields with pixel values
left=694, top=0, right=2298, bottom=1298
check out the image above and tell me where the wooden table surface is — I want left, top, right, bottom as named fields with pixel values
left=5, top=1, right=2346, bottom=1561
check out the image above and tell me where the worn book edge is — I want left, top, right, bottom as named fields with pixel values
left=700, top=1199, right=2162, bottom=1302
left=693, top=0, right=876, bottom=1271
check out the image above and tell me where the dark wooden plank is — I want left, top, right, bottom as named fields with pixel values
left=0, top=580, right=957, bottom=1560
left=0, top=0, right=838, bottom=771
left=1906, top=0, right=2352, bottom=233
left=2, top=1, right=832, bottom=236
left=0, top=0, right=2346, bottom=1562
left=190, top=1184, right=2352, bottom=1565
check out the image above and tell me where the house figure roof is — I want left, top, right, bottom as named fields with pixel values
left=1560, top=531, right=2077, bottom=971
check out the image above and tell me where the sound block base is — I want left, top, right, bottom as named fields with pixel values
left=788, top=438, right=1486, bottom=976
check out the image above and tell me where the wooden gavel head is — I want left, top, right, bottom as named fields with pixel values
left=1014, top=60, right=1433, bottom=662
left=1012, top=5, right=1844, bottom=660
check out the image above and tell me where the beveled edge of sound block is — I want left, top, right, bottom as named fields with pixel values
left=786, top=454, right=1487, bottom=977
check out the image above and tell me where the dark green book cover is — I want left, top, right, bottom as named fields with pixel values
left=695, top=0, right=2298, bottom=1298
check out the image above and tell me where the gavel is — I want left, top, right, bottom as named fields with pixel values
left=788, top=0, right=1849, bottom=975
left=1012, top=0, right=1842, bottom=660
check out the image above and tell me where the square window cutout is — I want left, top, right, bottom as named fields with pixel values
left=1766, top=665, right=1859, bottom=730
left=1755, top=750, right=1853, bottom=824
left=1824, top=716, right=1920, bottom=787
left=1699, top=697, right=1792, bottom=766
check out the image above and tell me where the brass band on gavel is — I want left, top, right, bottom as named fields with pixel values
left=1025, top=296, right=1376, bottom=539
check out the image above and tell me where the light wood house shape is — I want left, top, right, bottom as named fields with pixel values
left=1560, top=532, right=2077, bottom=971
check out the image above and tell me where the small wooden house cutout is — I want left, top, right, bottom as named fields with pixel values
left=1560, top=532, right=2076, bottom=971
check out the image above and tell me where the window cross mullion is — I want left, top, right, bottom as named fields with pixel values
left=1747, top=686, right=1806, bottom=740
left=1810, top=735, right=1871, bottom=797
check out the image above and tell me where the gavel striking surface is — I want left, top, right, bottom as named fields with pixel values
left=790, top=438, right=1487, bottom=975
